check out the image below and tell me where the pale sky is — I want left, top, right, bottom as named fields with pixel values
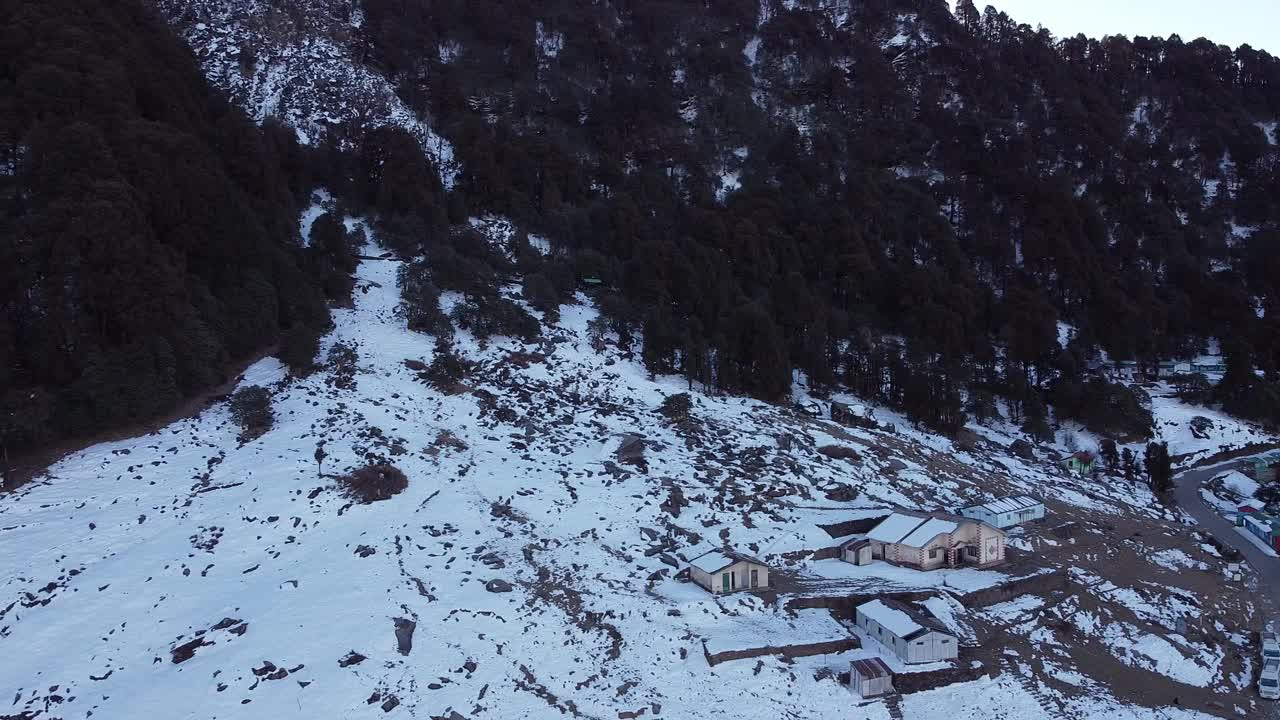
left=948, top=0, right=1280, bottom=55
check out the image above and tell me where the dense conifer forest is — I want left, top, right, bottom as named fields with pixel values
left=6, top=0, right=1280, bottom=465
left=354, top=0, right=1280, bottom=433
left=0, top=0, right=342, bottom=459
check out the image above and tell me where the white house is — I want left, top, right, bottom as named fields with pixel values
left=852, top=510, right=1005, bottom=569
left=687, top=549, right=769, bottom=594
left=957, top=496, right=1044, bottom=529
left=855, top=599, right=958, bottom=664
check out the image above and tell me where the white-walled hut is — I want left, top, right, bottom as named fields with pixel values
left=957, top=495, right=1045, bottom=529
left=687, top=549, right=770, bottom=594
left=855, top=599, right=959, bottom=664
left=849, top=657, right=895, bottom=698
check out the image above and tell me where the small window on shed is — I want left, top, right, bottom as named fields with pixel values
left=940, top=639, right=951, bottom=644
left=915, top=641, right=925, bottom=645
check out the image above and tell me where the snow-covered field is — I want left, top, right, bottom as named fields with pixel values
left=0, top=218, right=1261, bottom=719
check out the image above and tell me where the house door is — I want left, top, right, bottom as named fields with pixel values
left=750, top=569, right=759, bottom=588
left=722, top=573, right=731, bottom=592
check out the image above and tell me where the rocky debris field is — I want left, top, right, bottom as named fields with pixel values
left=1, top=215, right=1272, bottom=719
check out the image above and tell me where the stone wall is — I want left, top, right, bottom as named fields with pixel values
left=703, top=637, right=861, bottom=667
left=786, top=591, right=939, bottom=621
left=960, top=568, right=1068, bottom=608
left=895, top=647, right=995, bottom=694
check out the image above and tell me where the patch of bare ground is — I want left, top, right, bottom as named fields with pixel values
left=339, top=464, right=408, bottom=503
left=972, top=506, right=1263, bottom=719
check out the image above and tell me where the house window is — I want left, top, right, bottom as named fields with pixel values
left=965, top=545, right=978, bottom=558
left=928, top=548, right=939, bottom=559
left=750, top=569, right=759, bottom=588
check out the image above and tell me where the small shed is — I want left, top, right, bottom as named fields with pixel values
left=687, top=549, right=770, bottom=594
left=958, top=495, right=1045, bottom=529
left=855, top=599, right=958, bottom=665
left=849, top=657, right=894, bottom=698
left=839, top=538, right=874, bottom=566
left=1064, top=451, right=1096, bottom=477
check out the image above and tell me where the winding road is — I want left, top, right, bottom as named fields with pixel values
left=1174, top=458, right=1280, bottom=609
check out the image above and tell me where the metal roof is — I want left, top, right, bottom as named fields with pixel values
left=856, top=599, right=952, bottom=641
left=688, top=549, right=765, bottom=574
left=851, top=657, right=892, bottom=679
left=964, top=495, right=1042, bottom=516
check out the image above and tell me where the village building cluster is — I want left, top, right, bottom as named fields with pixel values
left=682, top=489, right=1047, bottom=699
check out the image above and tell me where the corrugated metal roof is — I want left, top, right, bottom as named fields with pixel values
left=899, top=518, right=958, bottom=548
left=688, top=549, right=764, bottom=574
left=965, top=495, right=1042, bottom=515
left=857, top=598, right=952, bottom=640
left=851, top=657, right=892, bottom=679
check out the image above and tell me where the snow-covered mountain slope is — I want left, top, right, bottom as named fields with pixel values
left=0, top=210, right=1269, bottom=719
left=157, top=0, right=456, bottom=186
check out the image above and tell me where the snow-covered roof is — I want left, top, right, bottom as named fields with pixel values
left=856, top=599, right=951, bottom=640
left=866, top=513, right=928, bottom=544
left=964, top=495, right=1042, bottom=515
left=899, top=518, right=958, bottom=548
left=689, top=551, right=735, bottom=574
left=857, top=599, right=921, bottom=637
left=688, top=549, right=764, bottom=574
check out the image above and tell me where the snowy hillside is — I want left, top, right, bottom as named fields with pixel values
left=1, top=206, right=1270, bottom=719
left=157, top=0, right=457, bottom=186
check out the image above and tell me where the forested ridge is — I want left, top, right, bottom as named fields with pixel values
left=344, top=0, right=1280, bottom=434
left=7, top=0, right=1280, bottom=468
left=0, top=0, right=348, bottom=462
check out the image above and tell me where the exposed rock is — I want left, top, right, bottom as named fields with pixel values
left=616, top=434, right=647, bottom=469
left=394, top=618, right=416, bottom=656
left=822, top=483, right=858, bottom=502
left=1009, top=439, right=1035, bottom=459
left=339, top=651, right=366, bottom=668
left=817, top=444, right=859, bottom=461
left=485, top=579, right=513, bottom=593
left=354, top=544, right=376, bottom=558
left=1190, top=416, right=1214, bottom=440
left=170, top=637, right=211, bottom=664
left=952, top=429, right=981, bottom=451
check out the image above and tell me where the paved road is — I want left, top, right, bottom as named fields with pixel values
left=1174, top=459, right=1280, bottom=610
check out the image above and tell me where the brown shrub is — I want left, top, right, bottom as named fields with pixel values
left=340, top=464, right=408, bottom=503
